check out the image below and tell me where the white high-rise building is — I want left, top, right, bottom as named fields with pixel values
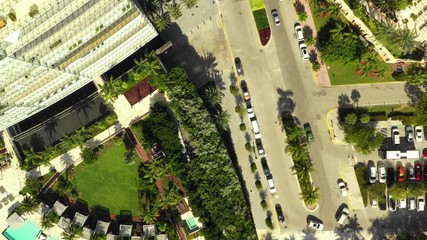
left=0, top=0, right=158, bottom=130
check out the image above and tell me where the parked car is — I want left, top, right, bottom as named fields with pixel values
left=407, top=167, right=415, bottom=181
left=378, top=166, right=386, bottom=183
left=271, top=9, right=280, bottom=26
left=371, top=198, right=378, bottom=208
left=397, top=166, right=405, bottom=182
left=261, top=157, right=271, bottom=177
left=424, top=163, right=427, bottom=181
left=399, top=198, right=407, bottom=209
left=389, top=195, right=397, bottom=211
left=369, top=166, right=377, bottom=184
left=406, top=125, right=414, bottom=142
left=415, top=163, right=422, bottom=181
left=256, top=139, right=265, bottom=157
left=307, top=219, right=324, bottom=230
left=337, top=180, right=347, bottom=197
left=267, top=175, right=276, bottom=194
left=417, top=197, right=425, bottom=211
left=336, top=206, right=349, bottom=225
left=392, top=127, right=400, bottom=145
left=298, top=41, right=309, bottom=60
left=247, top=104, right=255, bottom=119
left=234, top=57, right=244, bottom=76
left=240, top=80, right=250, bottom=100
left=294, top=23, right=304, bottom=41
left=304, top=123, right=314, bottom=142
left=415, top=126, right=423, bottom=142
left=275, top=204, right=285, bottom=222
left=408, top=197, right=416, bottom=211
left=386, top=167, right=395, bottom=185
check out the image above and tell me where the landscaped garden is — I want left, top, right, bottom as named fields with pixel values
left=308, top=0, right=418, bottom=85
left=249, top=0, right=270, bottom=46
left=74, top=141, right=141, bottom=215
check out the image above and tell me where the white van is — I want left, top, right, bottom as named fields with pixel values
left=337, top=207, right=349, bottom=225
left=251, top=120, right=262, bottom=139
left=267, top=176, right=276, bottom=194
left=417, top=197, right=425, bottom=211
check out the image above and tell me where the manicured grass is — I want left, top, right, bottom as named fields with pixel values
left=361, top=104, right=415, bottom=114
left=252, top=8, right=269, bottom=30
left=354, top=165, right=368, bottom=207
left=249, top=0, right=265, bottom=10
left=327, top=60, right=396, bottom=85
left=75, top=143, right=141, bottom=215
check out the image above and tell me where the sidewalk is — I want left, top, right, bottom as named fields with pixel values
left=325, top=108, right=347, bottom=145
left=297, top=0, right=331, bottom=87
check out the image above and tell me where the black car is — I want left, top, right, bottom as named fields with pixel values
left=240, top=80, right=250, bottom=100
left=256, top=139, right=265, bottom=157
left=424, top=163, right=427, bottom=182
left=386, top=167, right=395, bottom=185
left=275, top=204, right=285, bottom=223
left=261, top=157, right=271, bottom=177
left=234, top=57, right=244, bottom=76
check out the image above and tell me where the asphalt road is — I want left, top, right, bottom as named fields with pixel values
left=163, top=0, right=413, bottom=237
left=218, top=0, right=411, bottom=236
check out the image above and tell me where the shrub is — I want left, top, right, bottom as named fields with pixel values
left=265, top=217, right=274, bottom=229
left=245, top=142, right=252, bottom=152
left=312, top=63, right=321, bottom=72
left=360, top=114, right=371, bottom=124
left=235, top=104, right=245, bottom=115
left=251, top=162, right=257, bottom=172
left=113, top=135, right=123, bottom=146
left=80, top=147, right=98, bottom=164
left=239, top=123, right=246, bottom=131
left=229, top=84, right=240, bottom=97
left=255, top=180, right=262, bottom=189
left=306, top=36, right=316, bottom=46
left=28, top=10, right=39, bottom=18
left=260, top=200, right=267, bottom=209
left=298, top=12, right=308, bottom=22
left=8, top=12, right=16, bottom=21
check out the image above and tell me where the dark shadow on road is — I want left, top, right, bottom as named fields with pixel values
left=302, top=25, right=314, bottom=38
left=277, top=88, right=295, bottom=119
left=294, top=0, right=306, bottom=14
left=404, top=82, right=424, bottom=105
left=351, top=89, right=361, bottom=105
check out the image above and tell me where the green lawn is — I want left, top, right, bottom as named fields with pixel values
left=327, top=60, right=396, bottom=85
left=354, top=165, right=367, bottom=207
left=360, top=104, right=415, bottom=114
left=75, top=143, right=141, bottom=215
left=252, top=8, right=269, bottom=30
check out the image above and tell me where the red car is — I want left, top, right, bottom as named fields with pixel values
left=415, top=163, right=422, bottom=181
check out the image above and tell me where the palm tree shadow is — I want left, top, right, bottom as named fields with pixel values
left=44, top=120, right=58, bottom=145
left=276, top=88, right=295, bottom=120
left=77, top=100, right=95, bottom=125
left=301, top=227, right=318, bottom=240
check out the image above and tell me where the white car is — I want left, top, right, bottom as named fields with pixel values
left=417, top=197, right=425, bottom=211
left=294, top=23, right=304, bottom=41
left=308, top=220, right=324, bottom=230
left=369, top=166, right=376, bottom=184
left=399, top=198, right=407, bottom=209
left=271, top=9, right=280, bottom=26
left=338, top=181, right=347, bottom=197
left=378, top=166, right=386, bottom=183
left=247, top=105, right=255, bottom=119
left=371, top=199, right=378, bottom=208
left=415, top=126, right=423, bottom=142
left=298, top=41, right=309, bottom=60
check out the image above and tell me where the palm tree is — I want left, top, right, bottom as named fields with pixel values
left=61, top=134, right=75, bottom=149
left=394, top=29, right=417, bottom=54
left=154, top=13, right=171, bottom=31
left=76, top=126, right=91, bottom=142
left=23, top=148, right=41, bottom=168
left=180, top=0, right=198, bottom=9
left=375, top=21, right=396, bottom=40
left=291, top=160, right=314, bottom=182
left=98, top=76, right=122, bottom=103
left=21, top=176, right=43, bottom=197
left=40, top=212, right=56, bottom=230
left=300, top=184, right=320, bottom=205
left=141, top=204, right=160, bottom=224
left=214, top=109, right=231, bottom=131
left=91, top=233, right=107, bottom=240
left=17, top=196, right=39, bottom=215
left=167, top=1, right=182, bottom=19
left=61, top=224, right=82, bottom=240
left=407, top=67, right=427, bottom=86
left=285, top=136, right=308, bottom=159
left=204, top=86, right=223, bottom=107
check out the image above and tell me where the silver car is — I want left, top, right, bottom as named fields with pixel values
left=271, top=9, right=280, bottom=26
left=406, top=125, right=414, bottom=142
left=298, top=41, right=309, bottom=60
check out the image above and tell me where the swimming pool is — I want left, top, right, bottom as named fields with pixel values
left=3, top=220, right=42, bottom=240
left=186, top=217, right=198, bottom=231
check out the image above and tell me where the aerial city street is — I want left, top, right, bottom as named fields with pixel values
left=0, top=0, right=427, bottom=239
